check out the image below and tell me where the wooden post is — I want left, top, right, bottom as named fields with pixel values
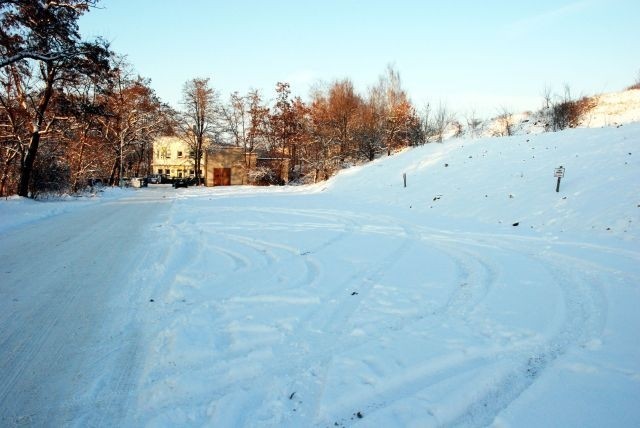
left=556, top=176, right=561, bottom=192
left=403, top=173, right=407, bottom=188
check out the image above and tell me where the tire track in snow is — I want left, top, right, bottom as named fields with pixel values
left=295, top=218, right=506, bottom=426
left=212, top=212, right=484, bottom=425
left=290, top=216, right=606, bottom=427
left=135, top=206, right=353, bottom=422
left=135, top=201, right=609, bottom=427
left=441, top=239, right=608, bottom=427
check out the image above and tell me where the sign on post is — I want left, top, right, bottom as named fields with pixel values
left=554, top=166, right=565, bottom=192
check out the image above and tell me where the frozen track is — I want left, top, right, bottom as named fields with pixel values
left=1, top=187, right=637, bottom=426
left=130, top=192, right=637, bottom=427
left=0, top=188, right=172, bottom=427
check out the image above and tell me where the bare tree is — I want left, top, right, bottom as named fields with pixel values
left=464, top=108, right=482, bottom=138
left=549, top=84, right=596, bottom=131
left=541, top=84, right=553, bottom=110
left=0, top=0, right=110, bottom=196
left=0, top=1, right=102, bottom=68
left=63, top=72, right=107, bottom=192
left=433, top=102, right=451, bottom=143
left=495, top=106, right=514, bottom=136
left=326, top=79, right=361, bottom=162
left=376, top=65, right=419, bottom=154
left=355, top=88, right=386, bottom=161
left=178, top=77, right=218, bottom=185
left=0, top=67, right=28, bottom=195
left=306, top=90, right=336, bottom=181
left=219, top=91, right=248, bottom=147
left=246, top=89, right=269, bottom=165
left=95, top=57, right=167, bottom=185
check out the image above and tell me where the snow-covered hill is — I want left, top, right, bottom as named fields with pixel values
left=0, top=118, right=638, bottom=427
left=327, top=122, right=639, bottom=241
left=581, top=89, right=640, bottom=127
left=466, top=88, right=640, bottom=139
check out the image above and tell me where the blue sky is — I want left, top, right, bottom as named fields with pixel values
left=80, top=0, right=639, bottom=118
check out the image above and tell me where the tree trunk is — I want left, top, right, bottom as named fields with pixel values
left=109, top=157, right=119, bottom=186
left=194, top=147, right=201, bottom=185
left=18, top=131, right=41, bottom=197
left=17, top=63, right=56, bottom=197
left=1, top=152, right=18, bottom=197
left=72, top=135, right=88, bottom=192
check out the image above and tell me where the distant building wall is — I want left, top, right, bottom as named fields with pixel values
left=206, top=147, right=256, bottom=186
left=151, top=136, right=207, bottom=180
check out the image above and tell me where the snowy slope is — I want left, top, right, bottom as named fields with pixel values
left=328, top=123, right=638, bottom=240
left=581, top=89, right=640, bottom=128
left=1, top=122, right=639, bottom=427
left=474, top=88, right=640, bottom=139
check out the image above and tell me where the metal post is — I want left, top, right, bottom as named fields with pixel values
left=554, top=165, right=565, bottom=193
left=403, top=173, right=407, bottom=188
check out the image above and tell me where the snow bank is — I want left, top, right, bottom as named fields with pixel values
left=0, top=187, right=131, bottom=234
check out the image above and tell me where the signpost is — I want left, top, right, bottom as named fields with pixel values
left=554, top=166, right=565, bottom=192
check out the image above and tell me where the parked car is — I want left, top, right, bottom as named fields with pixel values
left=147, top=174, right=161, bottom=184
left=173, top=179, right=188, bottom=188
left=130, top=177, right=148, bottom=188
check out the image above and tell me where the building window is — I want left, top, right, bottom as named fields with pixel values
left=165, top=169, right=170, bottom=175
left=177, top=151, right=183, bottom=158
left=178, top=172, right=183, bottom=178
left=190, top=170, right=194, bottom=176
left=157, top=169, right=162, bottom=174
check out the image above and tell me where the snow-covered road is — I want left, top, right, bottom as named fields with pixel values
left=0, top=188, right=173, bottom=426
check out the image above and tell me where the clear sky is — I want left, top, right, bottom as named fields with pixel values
left=79, top=0, right=640, bottom=118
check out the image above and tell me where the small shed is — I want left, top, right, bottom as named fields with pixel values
left=205, top=146, right=256, bottom=186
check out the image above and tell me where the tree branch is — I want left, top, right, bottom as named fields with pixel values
left=0, top=51, right=74, bottom=69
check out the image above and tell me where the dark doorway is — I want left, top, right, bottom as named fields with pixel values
left=213, top=168, right=231, bottom=186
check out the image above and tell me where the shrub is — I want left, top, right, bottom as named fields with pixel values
left=550, top=96, right=596, bottom=131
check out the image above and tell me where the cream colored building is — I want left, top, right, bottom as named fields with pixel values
left=152, top=136, right=206, bottom=179
left=206, top=146, right=256, bottom=186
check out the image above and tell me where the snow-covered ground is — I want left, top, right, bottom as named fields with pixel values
left=581, top=89, right=640, bottom=128
left=1, top=122, right=639, bottom=427
left=469, top=88, right=640, bottom=139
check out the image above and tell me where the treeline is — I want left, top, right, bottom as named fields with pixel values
left=1, top=2, right=627, bottom=197
left=0, top=1, right=445, bottom=197
left=0, top=1, right=174, bottom=197
left=211, top=67, right=428, bottom=185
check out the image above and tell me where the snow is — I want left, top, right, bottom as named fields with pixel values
left=1, top=120, right=639, bottom=426
left=472, top=88, right=640, bottom=140
left=581, top=89, right=640, bottom=128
